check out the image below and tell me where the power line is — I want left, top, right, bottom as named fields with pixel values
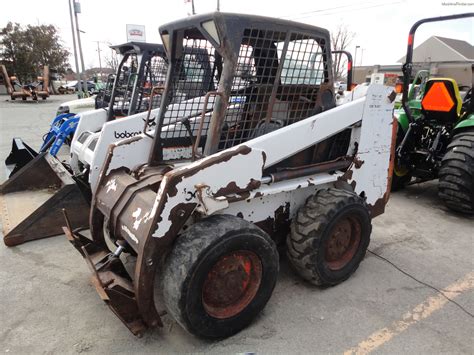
left=368, top=249, right=474, bottom=318
left=279, top=1, right=382, bottom=19
left=282, top=0, right=406, bottom=21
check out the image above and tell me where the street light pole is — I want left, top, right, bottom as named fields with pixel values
left=73, top=0, right=88, bottom=96
left=354, top=45, right=360, bottom=84
left=68, top=0, right=82, bottom=97
left=95, top=41, right=103, bottom=81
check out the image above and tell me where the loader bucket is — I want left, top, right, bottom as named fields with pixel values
left=0, top=153, right=89, bottom=246
left=5, top=138, right=39, bottom=177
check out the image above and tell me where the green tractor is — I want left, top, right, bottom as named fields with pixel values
left=393, top=12, right=474, bottom=214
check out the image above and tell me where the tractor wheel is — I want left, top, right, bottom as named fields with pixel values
left=391, top=124, right=412, bottom=191
left=161, top=214, right=279, bottom=339
left=391, top=163, right=412, bottom=191
left=287, top=188, right=371, bottom=286
left=438, top=130, right=474, bottom=214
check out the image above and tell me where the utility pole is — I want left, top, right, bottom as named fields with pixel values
left=192, top=0, right=196, bottom=15
left=73, top=0, right=88, bottom=96
left=354, top=45, right=360, bottom=83
left=217, top=0, right=220, bottom=11
left=68, top=0, right=82, bottom=97
left=95, top=41, right=103, bottom=81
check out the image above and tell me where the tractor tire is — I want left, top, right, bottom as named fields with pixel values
left=438, top=130, right=474, bottom=214
left=391, top=124, right=412, bottom=191
left=287, top=188, right=371, bottom=286
left=391, top=166, right=412, bottom=191
left=161, top=214, right=279, bottom=339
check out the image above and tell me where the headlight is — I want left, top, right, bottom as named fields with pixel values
left=56, top=105, right=70, bottom=116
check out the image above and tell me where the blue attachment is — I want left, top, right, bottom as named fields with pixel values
left=39, top=113, right=79, bottom=156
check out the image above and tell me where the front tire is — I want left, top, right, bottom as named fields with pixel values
left=439, top=130, right=474, bottom=214
left=287, top=188, right=371, bottom=286
left=161, top=214, right=279, bottom=339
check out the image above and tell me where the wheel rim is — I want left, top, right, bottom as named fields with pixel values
left=394, top=161, right=409, bottom=177
left=202, top=250, right=262, bottom=319
left=324, top=215, right=362, bottom=271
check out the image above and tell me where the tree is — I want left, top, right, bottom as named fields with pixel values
left=103, top=49, right=119, bottom=73
left=1, top=22, right=70, bottom=83
left=331, top=25, right=355, bottom=81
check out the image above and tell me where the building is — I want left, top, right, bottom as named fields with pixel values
left=353, top=36, right=474, bottom=87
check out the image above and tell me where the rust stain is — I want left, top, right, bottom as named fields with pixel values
left=385, top=117, right=398, bottom=200
left=366, top=193, right=387, bottom=218
left=214, top=178, right=261, bottom=197
left=339, top=168, right=353, bottom=182
left=353, top=156, right=365, bottom=169
left=161, top=203, right=197, bottom=240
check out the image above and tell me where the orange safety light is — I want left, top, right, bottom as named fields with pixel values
left=395, top=82, right=403, bottom=94
left=421, top=82, right=454, bottom=112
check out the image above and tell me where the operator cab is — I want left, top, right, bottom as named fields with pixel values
left=153, top=12, right=339, bottom=165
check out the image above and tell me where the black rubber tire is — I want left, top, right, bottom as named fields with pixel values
left=287, top=188, right=371, bottom=286
left=438, top=130, right=474, bottom=214
left=391, top=167, right=412, bottom=191
left=161, top=214, right=279, bottom=339
left=391, top=124, right=412, bottom=191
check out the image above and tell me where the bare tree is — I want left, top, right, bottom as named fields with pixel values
left=331, top=25, right=355, bottom=81
left=103, top=49, right=119, bottom=72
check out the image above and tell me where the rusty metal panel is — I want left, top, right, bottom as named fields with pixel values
left=63, top=225, right=159, bottom=337
left=0, top=154, right=89, bottom=246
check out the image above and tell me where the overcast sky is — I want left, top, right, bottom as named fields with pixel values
left=1, top=0, right=473, bottom=69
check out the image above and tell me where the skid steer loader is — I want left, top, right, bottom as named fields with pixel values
left=64, top=12, right=396, bottom=338
left=4, top=42, right=166, bottom=177
left=1, top=43, right=215, bottom=246
left=0, top=42, right=168, bottom=246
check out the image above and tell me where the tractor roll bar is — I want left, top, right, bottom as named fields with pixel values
left=332, top=50, right=353, bottom=90
left=402, top=12, right=474, bottom=123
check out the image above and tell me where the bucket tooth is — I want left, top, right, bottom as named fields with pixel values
left=0, top=153, right=89, bottom=246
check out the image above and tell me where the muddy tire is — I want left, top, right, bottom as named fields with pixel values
left=287, top=188, right=371, bottom=286
left=161, top=214, right=279, bottom=339
left=439, top=130, right=474, bottom=214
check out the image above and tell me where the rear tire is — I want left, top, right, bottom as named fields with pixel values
left=161, top=214, right=279, bottom=339
left=438, top=130, right=474, bottom=214
left=287, top=188, right=371, bottom=286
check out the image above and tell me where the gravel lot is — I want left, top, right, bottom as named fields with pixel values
left=0, top=95, right=473, bottom=354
